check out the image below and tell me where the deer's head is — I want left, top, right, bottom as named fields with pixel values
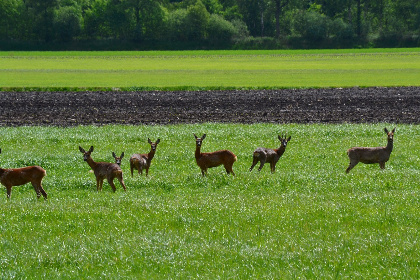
left=112, top=152, right=124, bottom=166
left=148, top=138, right=160, bottom=151
left=79, top=146, right=94, bottom=161
left=194, top=134, right=206, bottom=147
left=384, top=127, right=396, bottom=142
left=278, top=134, right=291, bottom=148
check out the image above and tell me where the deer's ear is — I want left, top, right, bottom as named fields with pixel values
left=384, top=127, right=389, bottom=134
left=156, top=139, right=160, bottom=144
left=148, top=138, right=152, bottom=144
left=202, top=134, right=206, bottom=140
left=278, top=135, right=282, bottom=141
left=112, top=152, right=116, bottom=158
left=392, top=127, right=396, bottom=133
left=287, top=136, right=291, bottom=142
left=89, top=146, right=94, bottom=153
left=120, top=152, right=124, bottom=159
left=79, top=146, right=85, bottom=153
left=194, top=133, right=198, bottom=139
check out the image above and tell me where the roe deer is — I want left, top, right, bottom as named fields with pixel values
left=129, top=138, right=160, bottom=177
left=346, top=127, right=395, bottom=173
left=79, top=146, right=127, bottom=192
left=112, top=152, right=124, bottom=166
left=194, top=134, right=237, bottom=176
left=0, top=149, right=47, bottom=199
left=250, top=133, right=291, bottom=173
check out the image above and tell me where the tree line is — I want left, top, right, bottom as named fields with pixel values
left=0, top=0, right=419, bottom=50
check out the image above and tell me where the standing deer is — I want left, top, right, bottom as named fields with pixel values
left=194, top=134, right=237, bottom=176
left=79, top=146, right=127, bottom=192
left=0, top=149, right=47, bottom=200
left=112, top=152, right=124, bottom=166
left=129, top=138, right=160, bottom=177
left=346, top=127, right=395, bottom=173
left=249, top=134, right=291, bottom=173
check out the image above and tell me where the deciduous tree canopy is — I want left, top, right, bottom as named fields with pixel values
left=0, top=0, right=418, bottom=49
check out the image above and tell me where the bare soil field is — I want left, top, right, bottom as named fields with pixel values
left=0, top=87, right=419, bottom=126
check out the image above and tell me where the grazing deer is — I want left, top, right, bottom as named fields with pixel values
left=129, top=138, right=160, bottom=177
left=112, top=152, right=124, bottom=166
left=194, top=134, right=237, bottom=176
left=250, top=134, right=291, bottom=173
left=79, top=146, right=127, bottom=192
left=346, top=127, right=395, bottom=173
left=0, top=149, right=47, bottom=200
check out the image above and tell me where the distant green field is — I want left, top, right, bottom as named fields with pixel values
left=1, top=123, right=420, bottom=278
left=1, top=48, right=419, bottom=90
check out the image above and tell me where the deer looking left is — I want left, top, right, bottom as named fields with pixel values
left=0, top=148, right=48, bottom=200
left=79, top=146, right=127, bottom=192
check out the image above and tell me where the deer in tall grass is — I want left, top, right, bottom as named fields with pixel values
left=249, top=133, right=291, bottom=173
left=0, top=148, right=47, bottom=200
left=346, top=127, right=395, bottom=173
left=112, top=152, right=124, bottom=166
left=194, top=134, right=237, bottom=176
left=79, top=146, right=127, bottom=192
left=129, top=138, right=160, bottom=177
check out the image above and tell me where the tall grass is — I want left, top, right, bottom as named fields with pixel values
left=1, top=49, right=419, bottom=89
left=1, top=123, right=419, bottom=278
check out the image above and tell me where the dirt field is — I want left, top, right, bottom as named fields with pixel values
left=0, top=87, right=419, bottom=126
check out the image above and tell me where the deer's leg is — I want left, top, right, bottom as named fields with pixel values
left=145, top=167, right=149, bottom=177
left=31, top=182, right=42, bottom=199
left=249, top=156, right=259, bottom=172
left=201, top=168, right=207, bottom=176
left=5, top=185, right=12, bottom=199
left=97, top=178, right=104, bottom=191
left=257, top=154, right=267, bottom=171
left=229, top=166, right=235, bottom=176
left=130, top=161, right=134, bottom=177
left=224, top=163, right=235, bottom=176
left=39, top=186, right=48, bottom=199
left=117, top=173, right=127, bottom=191
left=346, top=160, right=358, bottom=173
left=270, top=162, right=276, bottom=173
left=379, top=162, right=386, bottom=169
left=37, top=179, right=48, bottom=199
left=258, top=160, right=266, bottom=171
left=107, top=176, right=117, bottom=192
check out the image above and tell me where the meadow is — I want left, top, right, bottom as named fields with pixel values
left=1, top=123, right=420, bottom=278
left=1, top=48, right=420, bottom=278
left=1, top=48, right=420, bottom=89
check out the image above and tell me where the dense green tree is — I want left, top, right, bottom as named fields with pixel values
left=166, top=8, right=189, bottom=41
left=0, top=0, right=418, bottom=49
left=0, top=0, right=23, bottom=40
left=185, top=0, right=210, bottom=40
left=54, top=5, right=82, bottom=41
left=25, top=0, right=59, bottom=42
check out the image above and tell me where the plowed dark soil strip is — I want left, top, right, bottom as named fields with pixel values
left=0, top=87, right=419, bottom=126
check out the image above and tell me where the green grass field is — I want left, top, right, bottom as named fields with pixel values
left=1, top=123, right=420, bottom=278
left=1, top=49, right=420, bottom=278
left=1, top=48, right=420, bottom=89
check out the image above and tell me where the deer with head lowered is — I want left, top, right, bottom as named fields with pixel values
left=79, top=146, right=127, bottom=192
left=194, top=134, right=237, bottom=176
left=250, top=133, right=291, bottom=173
left=129, top=138, right=160, bottom=177
left=0, top=148, right=47, bottom=200
left=346, top=127, right=395, bottom=173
